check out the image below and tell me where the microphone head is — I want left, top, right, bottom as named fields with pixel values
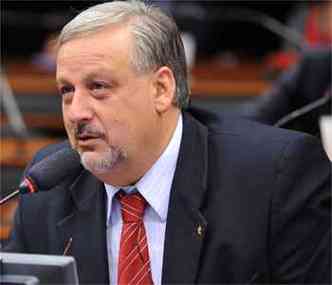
left=20, top=147, right=82, bottom=193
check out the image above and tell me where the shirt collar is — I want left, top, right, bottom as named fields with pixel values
left=105, top=114, right=183, bottom=224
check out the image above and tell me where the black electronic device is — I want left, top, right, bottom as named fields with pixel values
left=0, top=253, right=79, bottom=284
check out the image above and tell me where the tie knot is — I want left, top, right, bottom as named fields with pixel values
left=116, top=191, right=147, bottom=223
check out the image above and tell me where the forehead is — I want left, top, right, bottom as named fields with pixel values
left=56, top=24, right=134, bottom=79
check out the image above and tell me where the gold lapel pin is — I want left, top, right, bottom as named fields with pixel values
left=197, top=225, right=204, bottom=236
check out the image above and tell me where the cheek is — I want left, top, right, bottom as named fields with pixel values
left=121, top=115, right=155, bottom=150
left=103, top=120, right=131, bottom=146
left=64, top=124, right=76, bottom=148
left=95, top=94, right=154, bottom=148
left=62, top=107, right=70, bottom=128
left=99, top=113, right=135, bottom=153
left=62, top=111, right=77, bottom=147
left=63, top=115, right=74, bottom=136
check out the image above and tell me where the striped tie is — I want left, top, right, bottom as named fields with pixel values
left=117, top=191, right=153, bottom=285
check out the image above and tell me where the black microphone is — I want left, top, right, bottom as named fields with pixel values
left=0, top=147, right=82, bottom=205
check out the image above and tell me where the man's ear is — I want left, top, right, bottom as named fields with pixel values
left=152, top=66, right=176, bottom=113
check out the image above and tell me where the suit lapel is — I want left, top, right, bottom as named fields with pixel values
left=162, top=112, right=209, bottom=284
left=56, top=170, right=109, bottom=284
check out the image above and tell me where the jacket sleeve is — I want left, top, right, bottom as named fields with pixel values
left=270, top=133, right=331, bottom=283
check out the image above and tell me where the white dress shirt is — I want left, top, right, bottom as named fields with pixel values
left=105, top=114, right=183, bottom=284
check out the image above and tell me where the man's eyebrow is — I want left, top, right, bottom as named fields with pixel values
left=56, top=77, right=70, bottom=86
left=56, top=73, right=101, bottom=85
left=56, top=68, right=113, bottom=85
left=84, top=73, right=103, bottom=81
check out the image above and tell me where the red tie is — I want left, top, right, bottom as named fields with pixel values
left=117, top=191, right=153, bottom=285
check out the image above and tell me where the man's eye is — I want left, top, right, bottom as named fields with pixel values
left=59, top=86, right=74, bottom=96
left=91, top=82, right=108, bottom=90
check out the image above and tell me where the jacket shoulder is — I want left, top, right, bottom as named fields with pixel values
left=206, top=116, right=329, bottom=171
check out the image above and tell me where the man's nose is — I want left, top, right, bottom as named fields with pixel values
left=64, top=90, right=93, bottom=123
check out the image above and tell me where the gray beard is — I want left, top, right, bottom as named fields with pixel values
left=79, top=146, right=126, bottom=174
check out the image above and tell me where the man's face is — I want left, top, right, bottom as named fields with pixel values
left=56, top=24, right=172, bottom=185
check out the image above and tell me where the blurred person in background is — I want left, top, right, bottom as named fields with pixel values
left=245, top=48, right=331, bottom=138
left=243, top=1, right=332, bottom=140
left=265, top=0, right=331, bottom=73
left=286, top=0, right=332, bottom=49
left=31, top=32, right=58, bottom=72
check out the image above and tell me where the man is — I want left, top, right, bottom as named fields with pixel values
left=245, top=48, right=331, bottom=137
left=6, top=1, right=331, bottom=284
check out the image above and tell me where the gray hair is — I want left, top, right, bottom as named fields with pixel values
left=58, top=0, right=189, bottom=109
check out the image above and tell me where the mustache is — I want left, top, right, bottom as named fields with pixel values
left=73, top=122, right=105, bottom=139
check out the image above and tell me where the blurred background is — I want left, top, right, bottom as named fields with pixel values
left=1, top=0, right=331, bottom=242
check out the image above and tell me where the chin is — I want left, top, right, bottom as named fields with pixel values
left=79, top=147, right=126, bottom=174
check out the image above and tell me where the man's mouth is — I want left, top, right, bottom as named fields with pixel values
left=75, top=133, right=103, bottom=148
left=71, top=123, right=105, bottom=148
left=76, top=133, right=100, bottom=140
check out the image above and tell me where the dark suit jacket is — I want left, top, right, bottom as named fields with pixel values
left=245, top=48, right=331, bottom=136
left=6, top=108, right=331, bottom=284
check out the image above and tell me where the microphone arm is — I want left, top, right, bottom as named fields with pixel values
left=275, top=92, right=332, bottom=128
left=0, top=176, right=38, bottom=205
left=0, top=190, right=20, bottom=205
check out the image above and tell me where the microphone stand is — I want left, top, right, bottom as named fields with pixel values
left=0, top=189, right=20, bottom=205
left=0, top=177, right=34, bottom=205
